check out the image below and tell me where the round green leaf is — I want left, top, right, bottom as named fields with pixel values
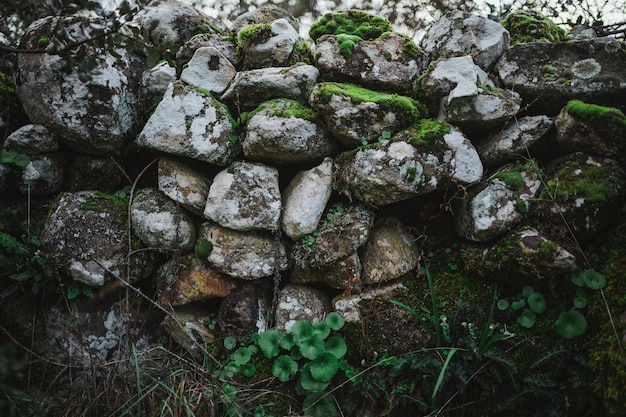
left=13, top=154, right=30, bottom=167
left=571, top=267, right=585, bottom=286
left=556, top=311, right=587, bottom=339
left=290, top=320, right=313, bottom=343
left=497, top=299, right=509, bottom=310
left=299, top=363, right=330, bottom=393
left=522, top=286, right=534, bottom=298
left=583, top=269, right=606, bottom=290
left=300, top=336, right=325, bottom=360
left=312, top=322, right=331, bottom=340
left=573, top=297, right=588, bottom=309
left=224, top=362, right=240, bottom=375
left=325, top=312, right=345, bottom=331
left=302, top=392, right=338, bottom=417
left=223, top=336, right=237, bottom=350
left=511, top=299, right=526, bottom=310
left=272, top=355, right=298, bottom=382
left=257, top=329, right=282, bottom=358
left=240, top=363, right=256, bottom=378
left=280, top=333, right=295, bottom=350
left=527, top=292, right=546, bottom=314
left=232, top=347, right=252, bottom=365
left=517, top=309, right=536, bottom=328
left=309, top=353, right=339, bottom=382
left=195, top=238, right=213, bottom=259
left=325, top=335, right=347, bottom=359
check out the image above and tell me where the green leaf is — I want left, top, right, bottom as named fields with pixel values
left=432, top=348, right=457, bottom=399
left=556, top=311, right=587, bottom=339
left=511, top=299, right=526, bottom=310
left=309, top=353, right=339, bottom=382
left=232, top=347, right=252, bottom=365
left=195, top=238, right=213, bottom=259
left=325, top=312, right=345, bottom=331
left=240, top=363, right=256, bottom=378
left=522, top=286, right=534, bottom=297
left=299, top=336, right=325, bottom=360
left=302, top=392, right=338, bottom=417
left=527, top=292, right=546, bottom=314
left=257, top=329, right=281, bottom=358
left=583, top=268, right=606, bottom=290
left=299, top=363, right=330, bottom=393
left=13, top=154, right=30, bottom=167
left=324, top=335, right=347, bottom=359
left=312, top=322, right=330, bottom=340
left=571, top=267, right=585, bottom=286
left=517, top=309, right=536, bottom=328
left=223, top=336, right=237, bottom=350
left=271, top=355, right=298, bottom=382
left=290, top=320, right=313, bottom=343
left=497, top=299, right=509, bottom=310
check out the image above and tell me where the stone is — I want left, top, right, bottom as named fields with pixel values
left=3, top=124, right=58, bottom=154
left=180, top=47, right=237, bottom=95
left=221, top=64, right=319, bottom=110
left=156, top=253, right=234, bottom=306
left=361, top=218, right=420, bottom=284
left=274, top=284, right=332, bottom=332
left=334, top=123, right=483, bottom=205
left=291, top=202, right=374, bottom=269
left=281, top=158, right=333, bottom=240
left=140, top=61, right=177, bottom=113
left=130, top=187, right=196, bottom=251
left=204, top=161, right=281, bottom=231
left=290, top=252, right=362, bottom=291
left=421, top=10, right=510, bottom=71
left=198, top=222, right=290, bottom=279
left=477, top=115, right=553, bottom=167
left=40, top=191, right=154, bottom=286
left=161, top=306, right=219, bottom=359
left=454, top=162, right=542, bottom=242
left=19, top=154, right=65, bottom=195
left=218, top=281, right=272, bottom=337
left=136, top=82, right=239, bottom=166
left=237, top=18, right=301, bottom=69
left=461, top=227, right=577, bottom=281
left=242, top=99, right=337, bottom=165
left=16, top=15, right=145, bottom=156
left=310, top=82, right=427, bottom=148
left=536, top=153, right=626, bottom=239
left=176, top=33, right=238, bottom=71
left=231, top=5, right=300, bottom=35
left=554, top=100, right=626, bottom=160
left=501, top=10, right=569, bottom=45
left=315, top=32, right=422, bottom=94
left=158, top=157, right=212, bottom=215
left=496, top=39, right=626, bottom=114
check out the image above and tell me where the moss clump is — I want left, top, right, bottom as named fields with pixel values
left=501, top=10, right=569, bottom=44
left=546, top=163, right=617, bottom=203
left=566, top=100, right=626, bottom=125
left=402, top=119, right=451, bottom=148
left=240, top=99, right=317, bottom=128
left=497, top=170, right=524, bottom=191
left=316, top=82, right=427, bottom=121
left=236, top=22, right=272, bottom=60
left=335, top=33, right=363, bottom=57
left=309, top=10, right=391, bottom=42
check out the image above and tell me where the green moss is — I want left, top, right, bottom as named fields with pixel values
left=566, top=100, right=626, bottom=125
left=316, top=82, right=427, bottom=121
left=501, top=10, right=570, bottom=44
left=335, top=33, right=363, bottom=57
left=240, top=99, right=317, bottom=128
left=236, top=22, right=272, bottom=60
left=497, top=171, right=524, bottom=191
left=402, top=119, right=451, bottom=148
left=538, top=240, right=557, bottom=256
left=309, top=10, right=392, bottom=42
left=291, top=40, right=314, bottom=64
left=546, top=164, right=617, bottom=203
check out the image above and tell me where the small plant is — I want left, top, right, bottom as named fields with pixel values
left=0, top=149, right=30, bottom=167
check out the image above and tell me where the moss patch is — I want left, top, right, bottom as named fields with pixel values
left=309, top=10, right=391, bottom=42
left=566, top=100, right=626, bottom=125
left=398, top=119, right=451, bottom=148
left=316, top=82, right=427, bottom=121
left=335, top=33, right=363, bottom=57
left=544, top=162, right=618, bottom=203
left=240, top=99, right=317, bottom=127
left=501, top=10, right=569, bottom=44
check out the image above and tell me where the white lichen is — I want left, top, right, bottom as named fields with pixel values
left=572, top=58, right=601, bottom=79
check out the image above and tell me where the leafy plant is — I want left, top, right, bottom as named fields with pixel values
left=0, top=150, right=30, bottom=167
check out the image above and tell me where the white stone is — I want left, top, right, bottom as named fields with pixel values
left=181, top=47, right=237, bottom=94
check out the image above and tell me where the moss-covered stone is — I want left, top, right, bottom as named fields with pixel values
left=566, top=100, right=626, bottom=125
left=400, top=119, right=451, bottom=148
left=501, top=10, right=570, bottom=44
left=309, top=10, right=392, bottom=42
left=315, top=82, right=427, bottom=121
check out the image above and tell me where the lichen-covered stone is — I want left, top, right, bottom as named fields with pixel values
left=176, top=33, right=238, bottom=71
left=136, top=82, right=239, bottom=166
left=3, top=124, right=58, bottom=154
left=361, top=217, right=420, bottom=284
left=140, top=61, right=177, bottom=113
left=221, top=64, right=319, bottom=109
left=334, top=124, right=483, bottom=205
left=242, top=99, right=337, bottom=164
left=496, top=39, right=626, bottom=113
left=158, top=157, right=211, bottom=215
left=274, top=284, right=332, bottom=332
left=477, top=115, right=553, bottom=167
left=282, top=158, right=333, bottom=240
left=180, top=47, right=237, bottom=95
left=198, top=222, right=290, bottom=279
left=204, top=161, right=281, bottom=231
left=19, top=155, right=65, bottom=195
left=291, top=202, right=374, bottom=269
left=454, top=162, right=542, bottom=242
left=420, top=10, right=510, bottom=71
left=156, top=253, right=234, bottom=306
left=310, top=82, right=427, bottom=148
left=236, top=18, right=302, bottom=69
left=16, top=16, right=145, bottom=156
left=501, top=10, right=569, bottom=45
left=232, top=5, right=300, bottom=35
left=315, top=32, right=422, bottom=94
left=131, top=188, right=196, bottom=251
left=290, top=252, right=362, bottom=291
left=40, top=191, right=154, bottom=286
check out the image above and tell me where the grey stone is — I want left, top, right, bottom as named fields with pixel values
left=238, top=18, right=300, bottom=69
left=274, top=284, right=332, bottom=332
left=20, top=155, right=65, bottom=195
left=3, top=124, right=58, bottom=154
left=180, top=47, right=237, bottom=95
left=158, top=157, right=211, bottom=215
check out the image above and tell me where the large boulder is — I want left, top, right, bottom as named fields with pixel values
left=16, top=16, right=146, bottom=155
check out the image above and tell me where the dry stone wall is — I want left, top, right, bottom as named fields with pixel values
left=1, top=0, right=626, bottom=373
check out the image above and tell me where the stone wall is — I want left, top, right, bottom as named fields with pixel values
left=1, top=2, right=626, bottom=413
